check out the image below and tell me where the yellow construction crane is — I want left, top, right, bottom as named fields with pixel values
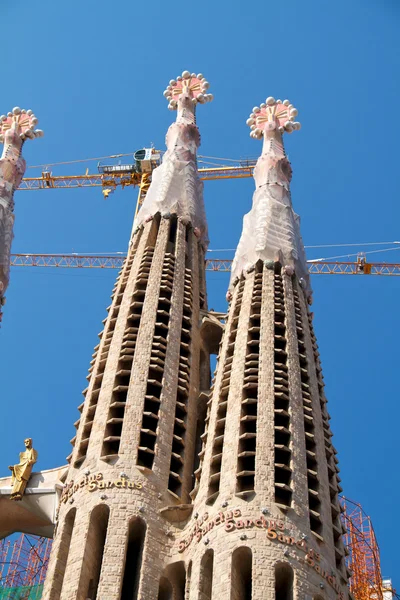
left=16, top=151, right=400, bottom=276
left=19, top=149, right=256, bottom=218
left=9, top=254, right=400, bottom=276
left=19, top=164, right=254, bottom=190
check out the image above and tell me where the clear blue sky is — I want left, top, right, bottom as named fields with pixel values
left=1, top=0, right=399, bottom=582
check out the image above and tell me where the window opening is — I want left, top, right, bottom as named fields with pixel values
left=78, top=505, right=110, bottom=600
left=231, top=547, right=252, bottom=600
left=120, top=518, right=146, bottom=600
left=275, top=562, right=293, bottom=600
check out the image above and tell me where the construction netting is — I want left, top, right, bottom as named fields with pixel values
left=0, top=585, right=43, bottom=600
left=0, top=535, right=50, bottom=596
left=229, top=151, right=311, bottom=295
left=133, top=105, right=209, bottom=249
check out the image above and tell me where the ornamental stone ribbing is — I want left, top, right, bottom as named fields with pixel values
left=40, top=81, right=348, bottom=600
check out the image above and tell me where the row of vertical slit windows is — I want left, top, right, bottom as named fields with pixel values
left=168, top=234, right=193, bottom=496
left=55, top=509, right=294, bottom=600
left=198, top=245, right=206, bottom=309
left=274, top=270, right=292, bottom=508
left=71, top=230, right=142, bottom=466
left=193, top=242, right=207, bottom=488
left=206, top=279, right=244, bottom=504
left=137, top=217, right=177, bottom=469
left=191, top=351, right=213, bottom=498
left=157, top=549, right=293, bottom=600
left=52, top=506, right=146, bottom=600
left=100, top=217, right=160, bottom=459
left=307, top=313, right=345, bottom=572
left=236, top=267, right=262, bottom=497
left=293, top=285, right=323, bottom=538
left=101, top=241, right=156, bottom=460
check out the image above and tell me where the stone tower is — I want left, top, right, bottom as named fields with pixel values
left=0, top=108, right=43, bottom=321
left=182, top=98, right=350, bottom=600
left=42, top=71, right=215, bottom=600
left=42, top=88, right=350, bottom=600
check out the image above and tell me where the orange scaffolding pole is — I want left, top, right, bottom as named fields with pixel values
left=341, top=497, right=383, bottom=600
left=0, top=534, right=52, bottom=589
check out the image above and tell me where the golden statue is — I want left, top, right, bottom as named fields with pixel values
left=8, top=438, right=38, bottom=501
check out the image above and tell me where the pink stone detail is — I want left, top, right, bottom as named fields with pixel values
left=170, top=77, right=205, bottom=100
left=255, top=103, right=291, bottom=132
left=1, top=113, right=36, bottom=136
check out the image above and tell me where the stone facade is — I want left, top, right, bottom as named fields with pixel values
left=183, top=265, right=349, bottom=600
left=42, top=88, right=349, bottom=600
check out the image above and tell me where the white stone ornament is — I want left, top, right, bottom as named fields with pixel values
left=284, top=265, right=295, bottom=276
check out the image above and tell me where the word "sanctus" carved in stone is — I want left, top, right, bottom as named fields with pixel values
left=178, top=509, right=285, bottom=552
left=60, top=473, right=142, bottom=503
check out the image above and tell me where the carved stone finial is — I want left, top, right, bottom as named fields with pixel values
left=246, top=97, right=301, bottom=139
left=163, top=71, right=213, bottom=110
left=133, top=72, right=210, bottom=246
left=229, top=96, right=310, bottom=294
left=8, top=438, right=38, bottom=501
left=0, top=107, right=44, bottom=148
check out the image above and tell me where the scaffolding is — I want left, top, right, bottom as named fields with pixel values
left=341, top=496, right=384, bottom=600
left=0, top=535, right=52, bottom=599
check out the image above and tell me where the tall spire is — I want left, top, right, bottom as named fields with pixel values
left=42, top=71, right=216, bottom=600
left=134, top=71, right=213, bottom=247
left=0, top=108, right=43, bottom=320
left=190, top=95, right=348, bottom=596
left=229, top=97, right=311, bottom=298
